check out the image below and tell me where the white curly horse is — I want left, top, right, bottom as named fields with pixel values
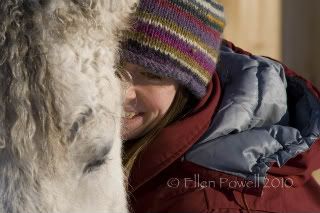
left=0, top=0, right=135, bottom=212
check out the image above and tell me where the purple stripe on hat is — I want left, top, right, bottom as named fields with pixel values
left=139, top=0, right=221, bottom=49
left=135, top=21, right=217, bottom=74
left=121, top=40, right=209, bottom=97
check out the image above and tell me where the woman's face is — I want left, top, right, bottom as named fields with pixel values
left=119, top=63, right=178, bottom=140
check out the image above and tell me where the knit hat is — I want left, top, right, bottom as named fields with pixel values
left=120, top=0, right=226, bottom=98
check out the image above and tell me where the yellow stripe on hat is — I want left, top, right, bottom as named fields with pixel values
left=207, top=13, right=226, bottom=29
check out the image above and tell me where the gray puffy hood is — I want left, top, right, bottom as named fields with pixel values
left=184, top=44, right=320, bottom=184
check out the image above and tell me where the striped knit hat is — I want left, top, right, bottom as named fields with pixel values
left=120, top=0, right=225, bottom=98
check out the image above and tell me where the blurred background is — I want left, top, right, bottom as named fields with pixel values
left=219, top=0, right=320, bottom=88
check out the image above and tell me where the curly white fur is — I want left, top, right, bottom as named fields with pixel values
left=0, top=0, right=136, bottom=212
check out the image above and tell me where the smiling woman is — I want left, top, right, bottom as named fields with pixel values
left=118, top=0, right=320, bottom=212
left=118, top=63, right=192, bottom=172
left=120, top=63, right=178, bottom=140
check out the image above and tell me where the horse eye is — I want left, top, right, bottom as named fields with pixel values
left=83, top=158, right=106, bottom=174
left=82, top=145, right=111, bottom=174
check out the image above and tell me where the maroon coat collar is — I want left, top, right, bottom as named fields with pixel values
left=129, top=72, right=222, bottom=192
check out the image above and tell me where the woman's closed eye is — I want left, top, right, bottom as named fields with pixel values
left=140, top=71, right=163, bottom=81
left=115, top=64, right=164, bottom=83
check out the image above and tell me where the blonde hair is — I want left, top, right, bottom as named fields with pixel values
left=123, top=87, right=191, bottom=180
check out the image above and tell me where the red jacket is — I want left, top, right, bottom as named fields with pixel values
left=127, top=41, right=320, bottom=213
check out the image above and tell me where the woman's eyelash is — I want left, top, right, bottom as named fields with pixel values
left=115, top=69, right=163, bottom=81
left=140, top=72, right=163, bottom=80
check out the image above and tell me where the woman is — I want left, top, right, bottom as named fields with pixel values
left=118, top=0, right=320, bottom=212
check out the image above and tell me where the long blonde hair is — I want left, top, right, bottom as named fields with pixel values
left=123, top=87, right=192, bottom=178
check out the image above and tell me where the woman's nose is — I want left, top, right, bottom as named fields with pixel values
left=123, top=84, right=137, bottom=106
